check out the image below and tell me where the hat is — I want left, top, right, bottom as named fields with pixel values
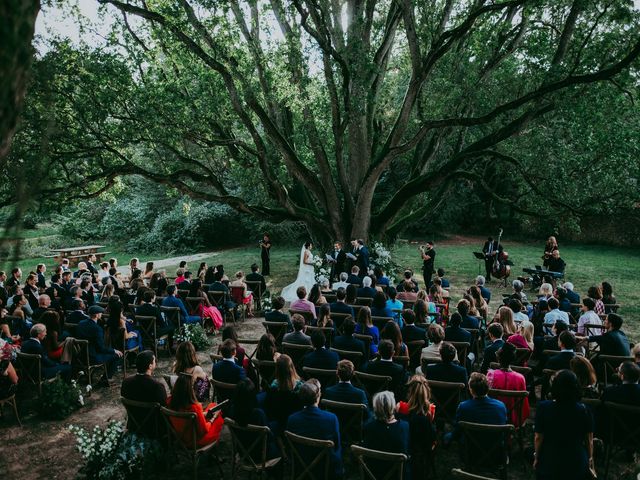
left=88, top=305, right=105, bottom=315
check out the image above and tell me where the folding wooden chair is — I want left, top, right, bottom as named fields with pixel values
left=135, top=315, right=169, bottom=358
left=354, top=371, right=391, bottom=402
left=284, top=430, right=335, bottom=480
left=351, top=444, right=408, bottom=480
left=598, top=355, right=634, bottom=387
left=282, top=342, right=313, bottom=375
left=263, top=321, right=289, bottom=348
left=306, top=326, right=334, bottom=348
left=226, top=418, right=281, bottom=480
left=207, top=290, right=235, bottom=325
left=488, top=388, right=529, bottom=452
left=603, top=401, right=640, bottom=480
left=331, top=348, right=364, bottom=370
left=356, top=297, right=373, bottom=307
left=450, top=342, right=471, bottom=365
left=426, top=379, right=466, bottom=426
left=177, top=289, right=189, bottom=301
left=245, top=280, right=264, bottom=311
left=185, top=297, right=204, bottom=317
left=160, top=406, right=224, bottom=480
left=463, top=328, right=481, bottom=365
left=109, top=326, right=139, bottom=378
left=457, top=421, right=515, bottom=480
left=324, top=293, right=337, bottom=304
left=251, top=358, right=277, bottom=391
left=451, top=468, right=499, bottom=480
left=0, top=392, right=21, bottom=427
left=392, top=356, right=410, bottom=370
left=353, top=334, right=372, bottom=358
left=329, top=313, right=352, bottom=335
left=407, top=340, right=426, bottom=371
left=230, top=286, right=249, bottom=321
left=513, top=348, right=532, bottom=366
left=289, top=309, right=315, bottom=325
left=160, top=306, right=182, bottom=330
left=371, top=316, right=394, bottom=332
left=71, top=339, right=109, bottom=387
left=15, top=352, right=55, bottom=397
left=489, top=363, right=532, bottom=377
left=302, top=367, right=337, bottom=390
left=120, top=397, right=164, bottom=439
left=211, top=378, right=237, bottom=404
left=320, top=399, right=367, bottom=446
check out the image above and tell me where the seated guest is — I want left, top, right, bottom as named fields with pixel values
left=413, top=298, right=435, bottom=326
left=468, top=286, right=489, bottom=321
left=120, top=350, right=167, bottom=438
left=167, top=374, right=224, bottom=448
left=355, top=306, right=380, bottom=357
left=229, top=271, right=254, bottom=316
left=365, top=340, right=406, bottom=397
left=245, top=263, right=266, bottom=301
left=67, top=299, right=90, bottom=324
left=586, top=285, right=605, bottom=316
left=425, top=342, right=467, bottom=384
left=174, top=341, right=211, bottom=402
left=421, top=323, right=457, bottom=364
left=286, top=379, right=342, bottom=477
left=396, top=270, right=418, bottom=292
left=290, top=286, right=317, bottom=320
left=601, top=281, right=617, bottom=314
left=357, top=276, right=377, bottom=299
left=633, top=343, right=640, bottom=365
left=457, top=299, right=480, bottom=330
left=396, top=375, right=436, bottom=479
left=601, top=361, right=640, bottom=405
left=303, top=331, right=339, bottom=370
left=107, top=296, right=143, bottom=352
left=543, top=297, right=570, bottom=331
left=175, top=270, right=191, bottom=289
left=436, top=268, right=450, bottom=289
left=162, top=285, right=201, bottom=325
left=492, top=306, right=517, bottom=337
left=480, top=323, right=505, bottom=374
left=332, top=317, right=366, bottom=356
left=576, top=298, right=602, bottom=336
left=510, top=280, right=527, bottom=304
left=507, top=320, right=534, bottom=353
left=371, top=291, right=394, bottom=319
left=385, top=286, right=404, bottom=317
left=264, top=296, right=293, bottom=332
left=324, top=359, right=368, bottom=406
left=534, top=370, right=593, bottom=480
left=381, top=321, right=408, bottom=357
left=332, top=272, right=350, bottom=291
left=570, top=356, right=599, bottom=399
left=373, top=266, right=390, bottom=287
left=265, top=355, right=304, bottom=432
left=136, top=290, right=175, bottom=347
left=508, top=298, right=529, bottom=324
left=211, top=339, right=245, bottom=404
left=256, top=333, right=280, bottom=362
left=346, top=266, right=362, bottom=286
left=556, top=287, right=571, bottom=313
left=21, top=323, right=72, bottom=381
left=308, top=284, right=327, bottom=306
left=546, top=331, right=577, bottom=371
left=189, top=280, right=224, bottom=330
left=219, top=325, right=249, bottom=368
left=445, top=312, right=472, bottom=344
left=75, top=305, right=122, bottom=381
left=487, top=343, right=530, bottom=427
left=31, top=294, right=51, bottom=322
left=446, top=372, right=507, bottom=445
left=314, top=304, right=333, bottom=329
left=401, top=310, right=426, bottom=343
left=345, top=284, right=358, bottom=304
left=397, top=281, right=418, bottom=302
left=329, top=287, right=355, bottom=318
left=582, top=313, right=630, bottom=357
left=476, top=275, right=491, bottom=303
left=363, top=391, right=410, bottom=479
left=282, top=314, right=311, bottom=346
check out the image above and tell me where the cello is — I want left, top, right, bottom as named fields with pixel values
left=492, top=228, right=511, bottom=282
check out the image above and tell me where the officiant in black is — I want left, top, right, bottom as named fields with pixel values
left=328, top=241, right=347, bottom=281
left=420, top=241, right=436, bottom=286
left=482, top=237, right=503, bottom=281
left=260, top=233, right=271, bottom=276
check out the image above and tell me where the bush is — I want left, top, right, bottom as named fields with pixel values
left=175, top=323, right=210, bottom=350
left=39, top=377, right=89, bottom=420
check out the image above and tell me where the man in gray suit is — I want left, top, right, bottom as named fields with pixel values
left=282, top=314, right=311, bottom=345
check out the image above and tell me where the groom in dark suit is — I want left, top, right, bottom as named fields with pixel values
left=355, top=239, right=370, bottom=278
left=329, top=242, right=347, bottom=281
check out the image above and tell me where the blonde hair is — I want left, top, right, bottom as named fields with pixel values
left=405, top=375, right=432, bottom=416
left=497, top=306, right=517, bottom=336
left=416, top=290, right=428, bottom=301
left=519, top=320, right=534, bottom=349
left=539, top=283, right=553, bottom=297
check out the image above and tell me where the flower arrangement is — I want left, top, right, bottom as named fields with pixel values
left=175, top=323, right=209, bottom=350
left=369, top=241, right=400, bottom=283
left=69, top=421, right=163, bottom=480
left=261, top=290, right=273, bottom=311
left=39, top=377, right=90, bottom=420
left=312, top=254, right=330, bottom=283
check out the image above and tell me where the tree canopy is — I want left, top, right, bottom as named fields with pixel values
left=6, top=0, right=640, bottom=243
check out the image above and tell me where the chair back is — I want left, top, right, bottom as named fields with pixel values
left=15, top=352, right=43, bottom=391
left=209, top=353, right=223, bottom=364
left=513, top=348, right=532, bottom=366
left=489, top=363, right=532, bottom=377
left=331, top=348, right=364, bottom=370
left=263, top=321, right=289, bottom=347
left=426, top=379, right=466, bottom=425
left=354, top=371, right=391, bottom=401
left=289, top=309, right=315, bottom=325
left=306, top=326, right=334, bottom=348
left=599, top=355, right=634, bottom=387
left=584, top=323, right=605, bottom=336
left=353, top=334, right=372, bottom=357
left=160, top=306, right=181, bottom=329
left=603, top=401, right=640, bottom=449
left=230, top=286, right=246, bottom=305
left=185, top=297, right=204, bottom=316
left=177, top=289, right=189, bottom=301
left=329, top=313, right=352, bottom=335
left=392, top=356, right=410, bottom=370
left=350, top=444, right=407, bottom=480
left=320, top=399, right=367, bottom=445
left=282, top=342, right=314, bottom=374
left=451, top=468, right=500, bottom=480
left=251, top=358, right=277, bottom=390
left=457, top=421, right=514, bottom=476
left=407, top=340, right=426, bottom=370
left=207, top=290, right=227, bottom=308
left=245, top=280, right=263, bottom=300
left=450, top=342, right=471, bottom=364
left=324, top=294, right=337, bottom=304
left=160, top=406, right=201, bottom=451
left=71, top=338, right=91, bottom=371
left=226, top=418, right=280, bottom=473
left=284, top=430, right=335, bottom=480
left=488, top=388, right=529, bottom=428
left=356, top=297, right=373, bottom=307
left=211, top=378, right=238, bottom=404
left=135, top=315, right=165, bottom=357
left=302, top=367, right=337, bottom=390
left=120, top=397, right=164, bottom=438
left=371, top=316, right=394, bottom=332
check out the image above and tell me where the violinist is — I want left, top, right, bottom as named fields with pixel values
left=482, top=237, right=502, bottom=281
left=542, top=236, right=558, bottom=268
left=546, top=250, right=566, bottom=274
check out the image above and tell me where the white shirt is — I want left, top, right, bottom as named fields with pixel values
left=544, top=309, right=570, bottom=325
left=332, top=281, right=349, bottom=290
left=513, top=311, right=529, bottom=324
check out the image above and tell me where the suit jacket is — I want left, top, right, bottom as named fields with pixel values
left=365, top=359, right=406, bottom=395
left=67, top=310, right=90, bottom=324
left=20, top=338, right=58, bottom=369
left=356, top=246, right=370, bottom=274
left=451, top=396, right=507, bottom=441
left=566, top=289, right=581, bottom=305
left=601, top=383, right=640, bottom=405
left=425, top=362, right=468, bottom=385
left=211, top=359, right=246, bottom=397
left=330, top=250, right=347, bottom=279
left=401, top=324, right=427, bottom=343
left=461, top=315, right=481, bottom=330
left=479, top=286, right=491, bottom=303
left=329, top=302, right=355, bottom=317
left=546, top=351, right=576, bottom=371
left=346, top=274, right=362, bottom=286
left=323, top=382, right=368, bottom=406
left=589, top=330, right=631, bottom=357
left=356, top=286, right=377, bottom=299
left=332, top=334, right=366, bottom=356
left=121, top=374, right=167, bottom=438
left=161, top=295, right=190, bottom=321
left=136, top=302, right=166, bottom=327
left=75, top=318, right=115, bottom=358
left=481, top=339, right=505, bottom=373
left=303, top=348, right=339, bottom=370
left=482, top=241, right=502, bottom=258
left=264, top=311, right=293, bottom=332
left=286, top=406, right=342, bottom=477
left=246, top=272, right=266, bottom=297
left=283, top=330, right=311, bottom=345
left=445, top=326, right=472, bottom=343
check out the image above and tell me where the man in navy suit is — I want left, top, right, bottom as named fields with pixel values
left=355, top=240, right=370, bottom=278
left=456, top=299, right=481, bottom=331
left=476, top=275, right=491, bottom=302
left=324, top=360, right=368, bottom=406
left=400, top=310, right=426, bottom=343
left=364, top=340, right=406, bottom=397
left=136, top=290, right=175, bottom=347
left=446, top=372, right=507, bottom=446
left=425, top=342, right=468, bottom=385
left=546, top=331, right=576, bottom=371
left=303, top=331, right=339, bottom=370
left=75, top=305, right=122, bottom=380
left=356, top=276, right=377, bottom=299
left=480, top=323, right=505, bottom=373
left=329, top=288, right=355, bottom=317
left=67, top=299, right=90, bottom=324
left=445, top=312, right=473, bottom=343
left=346, top=266, right=362, bottom=286
left=602, top=361, right=640, bottom=405
left=161, top=285, right=200, bottom=324
left=332, top=317, right=366, bottom=357
left=211, top=339, right=246, bottom=401
left=21, top=323, right=72, bottom=381
left=286, top=379, right=343, bottom=477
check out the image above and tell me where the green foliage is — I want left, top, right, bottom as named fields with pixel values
left=38, top=377, right=86, bottom=420
left=175, top=323, right=210, bottom=351
left=69, top=421, right=163, bottom=480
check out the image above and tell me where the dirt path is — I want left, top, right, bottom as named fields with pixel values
left=117, top=251, right=219, bottom=275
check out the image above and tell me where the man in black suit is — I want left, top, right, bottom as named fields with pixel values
left=364, top=340, right=406, bottom=397
left=425, top=342, right=468, bottom=385
left=329, top=241, right=347, bottom=282
left=86, top=254, right=99, bottom=275
left=264, top=295, right=293, bottom=334
left=420, top=241, right=436, bottom=287
left=121, top=350, right=167, bottom=438
left=21, top=323, right=72, bottom=381
left=332, top=318, right=366, bottom=357
left=329, top=288, right=355, bottom=318
left=212, top=339, right=246, bottom=401
left=396, top=270, right=418, bottom=293
left=401, top=310, right=426, bottom=343
left=583, top=313, right=630, bottom=357
left=355, top=240, right=370, bottom=277
left=207, top=278, right=236, bottom=315
left=482, top=237, right=502, bottom=281
left=346, top=266, right=362, bottom=286
left=356, top=276, right=377, bottom=299
left=480, top=323, right=505, bottom=373
left=546, top=330, right=576, bottom=371
left=176, top=271, right=192, bottom=290
left=135, top=290, right=175, bottom=348
left=0, top=271, right=8, bottom=306
left=445, top=312, right=472, bottom=344
left=457, top=299, right=481, bottom=330
left=246, top=263, right=266, bottom=307
left=282, top=314, right=311, bottom=346
left=303, top=331, right=340, bottom=370
left=32, top=294, right=52, bottom=322
left=601, top=361, right=640, bottom=405
left=324, top=360, right=369, bottom=406
left=67, top=299, right=90, bottom=324
left=6, top=267, right=21, bottom=289
left=75, top=305, right=122, bottom=380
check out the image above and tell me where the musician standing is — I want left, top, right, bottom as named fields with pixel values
left=419, top=241, right=436, bottom=287
left=482, top=237, right=502, bottom=281
left=546, top=250, right=566, bottom=274
left=542, top=236, right=558, bottom=268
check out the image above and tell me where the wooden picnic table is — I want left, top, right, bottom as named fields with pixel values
left=49, top=245, right=109, bottom=267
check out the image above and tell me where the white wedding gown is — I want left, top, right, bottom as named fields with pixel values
left=281, top=246, right=316, bottom=302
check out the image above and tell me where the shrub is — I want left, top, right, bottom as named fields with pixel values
left=39, top=377, right=90, bottom=420
left=175, top=323, right=210, bottom=350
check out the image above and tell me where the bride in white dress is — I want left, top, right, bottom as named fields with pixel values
left=281, top=242, right=316, bottom=302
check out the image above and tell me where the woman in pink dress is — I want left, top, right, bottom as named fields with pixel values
left=507, top=320, right=534, bottom=351
left=188, top=280, right=223, bottom=331
left=487, top=342, right=530, bottom=427
left=229, top=271, right=254, bottom=316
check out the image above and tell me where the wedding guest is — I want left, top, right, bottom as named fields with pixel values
left=40, top=311, right=72, bottom=362
left=576, top=298, right=602, bottom=335
left=444, top=312, right=472, bottom=344
left=107, top=296, right=142, bottom=352
left=211, top=340, right=246, bottom=400
left=396, top=270, right=418, bottom=292
left=397, top=281, right=418, bottom=302
left=420, top=324, right=451, bottom=364
left=457, top=299, right=480, bottom=330
left=246, top=264, right=266, bottom=304
left=570, top=356, right=599, bottom=399
left=188, top=280, right=224, bottom=331
left=601, top=361, right=640, bottom=405
left=480, top=323, right=505, bottom=374
left=174, top=341, right=210, bottom=402
left=143, top=262, right=154, bottom=281
left=346, top=284, right=358, bottom=304
left=487, top=343, right=529, bottom=426
left=385, top=286, right=404, bottom=315
left=586, top=285, right=605, bottom=316
left=264, top=354, right=304, bottom=431
left=476, top=275, right=491, bottom=303
left=220, top=326, right=248, bottom=367
left=308, top=284, right=327, bottom=306
left=332, top=317, right=366, bottom=356
left=365, top=340, right=406, bottom=396
left=507, top=320, right=534, bottom=352
left=21, top=323, right=72, bottom=381
left=162, top=285, right=201, bottom=325
left=329, top=287, right=355, bottom=318
left=282, top=314, right=311, bottom=345
left=543, top=297, right=570, bottom=329
left=492, top=306, right=517, bottom=337
left=371, top=291, right=394, bottom=319
left=583, top=313, right=630, bottom=357
left=290, top=286, right=316, bottom=320
left=332, top=272, right=350, bottom=291
left=314, top=304, right=333, bottom=328
left=424, top=342, right=467, bottom=385
left=303, top=331, right=339, bottom=370
left=357, top=276, right=377, bottom=299
left=374, top=266, right=390, bottom=287
left=256, top=333, right=280, bottom=362
left=468, top=286, right=488, bottom=320
left=264, top=296, right=293, bottom=334
left=381, top=320, right=408, bottom=357
left=324, top=359, right=368, bottom=406
left=508, top=298, right=529, bottom=323
left=75, top=305, right=122, bottom=381
left=355, top=306, right=380, bottom=357
left=601, top=281, right=617, bottom=314
left=401, top=310, right=426, bottom=343
left=546, top=331, right=577, bottom=371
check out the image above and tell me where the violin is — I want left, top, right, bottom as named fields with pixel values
left=491, top=229, right=511, bottom=280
